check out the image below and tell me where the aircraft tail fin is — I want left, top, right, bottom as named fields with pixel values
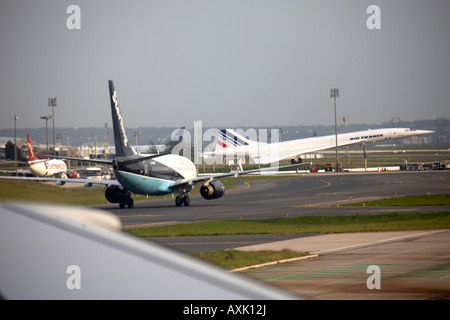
left=215, top=129, right=253, bottom=152
left=108, top=80, right=136, bottom=158
left=26, top=133, right=39, bottom=161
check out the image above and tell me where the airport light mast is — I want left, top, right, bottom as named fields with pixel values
left=40, top=115, right=53, bottom=154
left=48, top=97, right=57, bottom=156
left=330, top=87, right=340, bottom=172
left=14, top=114, right=18, bottom=176
left=134, top=131, right=141, bottom=154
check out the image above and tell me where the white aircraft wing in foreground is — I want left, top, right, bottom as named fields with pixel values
left=0, top=202, right=297, bottom=299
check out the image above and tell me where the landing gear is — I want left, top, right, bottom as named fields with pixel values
left=119, top=191, right=134, bottom=209
left=174, top=185, right=192, bottom=207
left=105, top=185, right=135, bottom=209
left=362, top=143, right=368, bottom=172
left=175, top=194, right=190, bottom=207
left=119, top=196, right=134, bottom=209
left=128, top=197, right=134, bottom=208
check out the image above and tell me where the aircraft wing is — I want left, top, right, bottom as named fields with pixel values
left=172, top=162, right=311, bottom=187
left=47, top=155, right=113, bottom=165
left=0, top=202, right=297, bottom=299
left=0, top=169, right=32, bottom=176
left=0, top=175, right=121, bottom=187
left=49, top=152, right=171, bottom=166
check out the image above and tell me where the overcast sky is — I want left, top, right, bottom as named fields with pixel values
left=1, top=0, right=449, bottom=130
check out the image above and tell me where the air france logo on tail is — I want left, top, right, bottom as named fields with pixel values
left=112, top=90, right=128, bottom=147
left=218, top=129, right=249, bottom=148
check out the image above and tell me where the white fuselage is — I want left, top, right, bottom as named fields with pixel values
left=211, top=128, right=433, bottom=164
left=265, top=128, right=419, bottom=154
left=28, top=159, right=67, bottom=177
left=114, top=154, right=197, bottom=196
left=154, top=154, right=198, bottom=181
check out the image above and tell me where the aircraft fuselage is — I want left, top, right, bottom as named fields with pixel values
left=28, top=159, right=67, bottom=177
left=114, top=154, right=197, bottom=196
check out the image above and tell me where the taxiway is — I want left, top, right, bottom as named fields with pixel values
left=96, top=170, right=449, bottom=299
left=97, top=170, right=449, bottom=232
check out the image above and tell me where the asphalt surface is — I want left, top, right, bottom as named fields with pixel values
left=96, top=170, right=449, bottom=231
left=95, top=170, right=449, bottom=299
left=238, top=230, right=450, bottom=300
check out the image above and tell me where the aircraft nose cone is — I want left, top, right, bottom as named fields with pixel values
left=418, top=130, right=434, bottom=135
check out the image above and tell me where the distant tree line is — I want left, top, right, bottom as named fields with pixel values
left=4, top=141, right=26, bottom=162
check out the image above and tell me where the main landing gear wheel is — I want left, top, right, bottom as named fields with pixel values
left=175, top=195, right=190, bottom=207
left=127, top=198, right=134, bottom=208
left=119, top=197, right=134, bottom=209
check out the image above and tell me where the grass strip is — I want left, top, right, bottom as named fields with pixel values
left=0, top=179, right=109, bottom=205
left=344, top=194, right=450, bottom=206
left=127, top=212, right=450, bottom=237
left=192, top=249, right=309, bottom=270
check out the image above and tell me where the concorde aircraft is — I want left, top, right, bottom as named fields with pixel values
left=207, top=127, right=433, bottom=165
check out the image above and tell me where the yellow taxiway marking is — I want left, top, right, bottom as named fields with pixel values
left=122, top=221, right=178, bottom=229
left=228, top=181, right=251, bottom=193
left=117, top=214, right=163, bottom=218
left=163, top=241, right=256, bottom=246
left=317, top=192, right=352, bottom=195
left=311, top=179, right=332, bottom=191
left=293, top=196, right=382, bottom=208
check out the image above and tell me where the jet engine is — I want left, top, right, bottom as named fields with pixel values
left=105, top=185, right=130, bottom=203
left=200, top=180, right=225, bottom=200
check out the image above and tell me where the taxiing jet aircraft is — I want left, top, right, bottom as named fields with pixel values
left=25, top=133, right=68, bottom=177
left=0, top=134, right=68, bottom=178
left=0, top=80, right=308, bottom=208
left=208, top=127, right=434, bottom=165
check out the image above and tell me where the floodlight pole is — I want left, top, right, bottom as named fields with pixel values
left=67, top=136, right=70, bottom=170
left=330, top=88, right=340, bottom=172
left=14, top=114, right=18, bottom=176
left=40, top=115, right=53, bottom=154
left=48, top=97, right=57, bottom=156
left=134, top=131, right=141, bottom=154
